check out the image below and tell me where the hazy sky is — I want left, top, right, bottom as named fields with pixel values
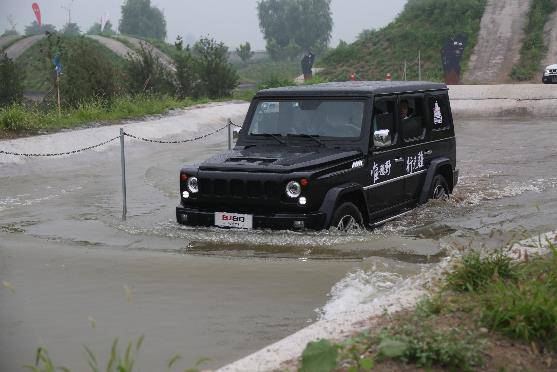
left=1, top=0, right=407, bottom=49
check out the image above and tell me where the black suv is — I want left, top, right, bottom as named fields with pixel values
left=177, top=81, right=458, bottom=231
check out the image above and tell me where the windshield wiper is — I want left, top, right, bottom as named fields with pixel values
left=287, top=134, right=327, bottom=147
left=251, top=133, right=286, bottom=145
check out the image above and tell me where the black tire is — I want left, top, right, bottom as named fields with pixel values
left=429, top=174, right=449, bottom=200
left=331, top=202, right=364, bottom=231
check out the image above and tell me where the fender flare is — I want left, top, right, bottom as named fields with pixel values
left=418, top=157, right=452, bottom=205
left=319, top=183, right=368, bottom=228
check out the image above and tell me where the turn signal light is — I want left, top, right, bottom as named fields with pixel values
left=300, top=178, right=309, bottom=187
left=180, top=173, right=188, bottom=182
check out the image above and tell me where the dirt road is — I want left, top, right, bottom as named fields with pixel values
left=118, top=35, right=175, bottom=71
left=4, top=35, right=45, bottom=60
left=464, top=0, right=532, bottom=83
left=85, top=35, right=138, bottom=60
left=0, top=35, right=21, bottom=51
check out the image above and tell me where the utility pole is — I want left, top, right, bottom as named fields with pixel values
left=418, top=50, right=422, bottom=81
left=61, top=0, right=75, bottom=24
left=404, top=60, right=407, bottom=81
left=7, top=15, right=17, bottom=32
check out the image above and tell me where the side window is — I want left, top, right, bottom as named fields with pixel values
left=399, top=95, right=426, bottom=142
left=371, top=97, right=397, bottom=147
left=428, top=95, right=451, bottom=131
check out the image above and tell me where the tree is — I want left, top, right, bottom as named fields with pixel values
left=59, top=37, right=122, bottom=107
left=0, top=54, right=24, bottom=107
left=173, top=36, right=197, bottom=99
left=102, top=20, right=115, bottom=35
left=192, top=37, right=239, bottom=99
left=87, top=22, right=102, bottom=35
left=62, top=22, right=81, bottom=36
left=119, top=0, right=167, bottom=40
left=257, top=0, right=332, bottom=60
left=2, top=29, right=19, bottom=36
left=236, top=42, right=254, bottom=63
left=24, top=21, right=57, bottom=35
left=125, top=43, right=174, bottom=95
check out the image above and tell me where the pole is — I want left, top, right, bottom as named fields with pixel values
left=120, top=128, right=127, bottom=221
left=227, top=120, right=232, bottom=150
left=404, top=60, right=407, bottom=81
left=56, top=75, right=61, bottom=117
left=418, top=50, right=422, bottom=81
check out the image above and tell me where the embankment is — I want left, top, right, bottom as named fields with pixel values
left=449, top=84, right=557, bottom=117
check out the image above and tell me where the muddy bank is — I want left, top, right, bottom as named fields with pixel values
left=449, top=84, right=557, bottom=118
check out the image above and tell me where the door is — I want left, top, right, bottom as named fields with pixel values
left=365, top=95, right=406, bottom=216
left=399, top=94, right=430, bottom=201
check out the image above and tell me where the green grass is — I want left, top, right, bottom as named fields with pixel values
left=511, top=0, right=557, bottom=81
left=300, top=240, right=557, bottom=370
left=0, top=94, right=210, bottom=136
left=233, top=58, right=300, bottom=84
left=319, top=0, right=487, bottom=82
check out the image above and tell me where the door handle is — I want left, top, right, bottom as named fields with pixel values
left=394, top=157, right=404, bottom=163
left=424, top=150, right=433, bottom=155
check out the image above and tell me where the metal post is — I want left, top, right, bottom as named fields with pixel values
left=404, top=60, right=407, bottom=81
left=418, top=50, right=422, bottom=81
left=227, top=120, right=232, bottom=150
left=56, top=75, right=61, bottom=117
left=120, top=128, right=127, bottom=221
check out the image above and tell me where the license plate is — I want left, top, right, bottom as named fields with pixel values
left=215, top=212, right=253, bottom=229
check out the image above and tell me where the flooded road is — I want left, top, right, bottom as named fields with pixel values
left=1, top=107, right=556, bottom=370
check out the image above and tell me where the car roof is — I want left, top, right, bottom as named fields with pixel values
left=256, top=81, right=448, bottom=98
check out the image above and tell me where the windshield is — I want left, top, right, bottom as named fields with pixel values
left=248, top=100, right=365, bottom=139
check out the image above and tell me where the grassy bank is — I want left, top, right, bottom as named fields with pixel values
left=298, top=239, right=557, bottom=371
left=511, top=0, right=557, bottom=81
left=0, top=94, right=232, bottom=139
left=319, top=0, right=487, bottom=82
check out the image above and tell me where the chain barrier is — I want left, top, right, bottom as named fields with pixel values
left=0, top=136, right=120, bottom=157
left=0, top=120, right=241, bottom=157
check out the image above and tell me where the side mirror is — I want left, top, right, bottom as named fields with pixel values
left=373, top=129, right=392, bottom=148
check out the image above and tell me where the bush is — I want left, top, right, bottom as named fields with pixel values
left=192, top=37, right=239, bottom=99
left=257, top=75, right=294, bottom=90
left=60, top=37, right=123, bottom=107
left=0, top=104, right=32, bottom=131
left=173, top=38, right=197, bottom=99
left=0, top=54, right=24, bottom=107
left=125, top=43, right=175, bottom=96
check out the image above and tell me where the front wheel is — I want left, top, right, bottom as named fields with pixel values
left=331, top=202, right=364, bottom=231
left=429, top=174, right=449, bottom=200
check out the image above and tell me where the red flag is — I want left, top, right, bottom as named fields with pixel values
left=32, top=3, right=42, bottom=27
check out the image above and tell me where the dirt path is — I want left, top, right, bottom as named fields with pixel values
left=464, top=0, right=532, bottom=83
left=4, top=35, right=45, bottom=60
left=542, top=9, right=557, bottom=68
left=0, top=35, right=21, bottom=51
left=85, top=34, right=138, bottom=60
left=118, top=35, right=175, bottom=71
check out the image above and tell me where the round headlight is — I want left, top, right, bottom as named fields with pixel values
left=187, top=177, right=199, bottom=194
left=286, top=181, right=301, bottom=198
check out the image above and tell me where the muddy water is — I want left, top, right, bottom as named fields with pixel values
left=1, top=117, right=556, bottom=371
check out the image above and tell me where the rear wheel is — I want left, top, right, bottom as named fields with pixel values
left=331, top=202, right=364, bottom=231
left=429, top=174, right=449, bottom=200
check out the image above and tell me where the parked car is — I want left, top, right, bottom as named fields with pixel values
left=177, top=81, right=458, bottom=231
left=542, top=64, right=557, bottom=84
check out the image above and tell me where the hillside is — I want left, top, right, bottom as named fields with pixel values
left=320, top=0, right=488, bottom=82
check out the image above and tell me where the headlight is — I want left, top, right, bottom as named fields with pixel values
left=545, top=70, right=551, bottom=75
left=187, top=177, right=199, bottom=194
left=286, top=181, right=301, bottom=198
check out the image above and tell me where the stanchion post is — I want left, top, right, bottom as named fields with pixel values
left=120, top=128, right=127, bottom=221
left=227, top=119, right=232, bottom=150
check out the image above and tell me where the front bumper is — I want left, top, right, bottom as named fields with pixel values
left=176, top=206, right=327, bottom=230
left=542, top=74, right=557, bottom=83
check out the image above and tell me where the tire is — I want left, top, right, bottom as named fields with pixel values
left=331, top=202, right=364, bottom=231
left=429, top=174, right=449, bottom=200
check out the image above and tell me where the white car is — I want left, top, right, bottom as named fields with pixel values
left=542, top=64, right=557, bottom=84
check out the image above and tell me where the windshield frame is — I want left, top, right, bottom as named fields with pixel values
left=238, top=96, right=371, bottom=147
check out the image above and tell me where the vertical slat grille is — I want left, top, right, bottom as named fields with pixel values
left=199, top=178, right=280, bottom=200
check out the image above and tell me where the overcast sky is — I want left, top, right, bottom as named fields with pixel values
left=1, top=0, right=407, bottom=49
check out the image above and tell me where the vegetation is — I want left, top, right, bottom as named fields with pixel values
left=87, top=21, right=115, bottom=36
left=234, top=58, right=300, bottom=84
left=511, top=0, right=557, bottom=81
left=125, top=43, right=175, bottom=96
left=257, top=0, right=333, bottom=60
left=2, top=29, right=19, bottom=36
left=320, top=0, right=487, bottom=81
left=24, top=21, right=57, bottom=36
left=236, top=42, right=254, bottom=63
left=0, top=53, right=24, bottom=106
left=119, top=0, right=167, bottom=41
left=299, top=241, right=557, bottom=371
left=62, top=23, right=81, bottom=36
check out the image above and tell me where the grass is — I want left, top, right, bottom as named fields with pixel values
left=233, top=58, right=300, bottom=84
left=299, top=239, right=557, bottom=371
left=511, top=0, right=557, bottom=81
left=319, top=0, right=487, bottom=82
left=0, top=94, right=215, bottom=137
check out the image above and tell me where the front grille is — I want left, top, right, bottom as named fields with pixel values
left=198, top=178, right=281, bottom=200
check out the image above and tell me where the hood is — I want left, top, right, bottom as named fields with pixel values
left=198, top=146, right=362, bottom=173
left=546, top=64, right=557, bottom=70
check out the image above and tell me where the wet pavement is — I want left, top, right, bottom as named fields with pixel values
left=1, top=113, right=556, bottom=371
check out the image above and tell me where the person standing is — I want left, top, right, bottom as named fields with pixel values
left=301, top=50, right=315, bottom=81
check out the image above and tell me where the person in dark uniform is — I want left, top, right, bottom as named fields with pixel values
left=301, top=50, right=315, bottom=81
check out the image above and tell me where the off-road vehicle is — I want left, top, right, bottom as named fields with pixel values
left=542, top=64, right=557, bottom=84
left=177, top=81, right=458, bottom=231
